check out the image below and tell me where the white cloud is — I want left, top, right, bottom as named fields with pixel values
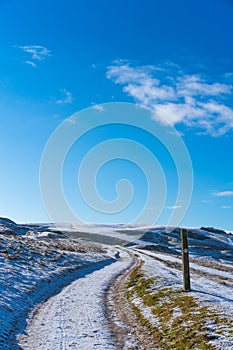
left=222, top=205, right=231, bottom=209
left=106, top=61, right=233, bottom=136
left=92, top=105, right=104, bottom=111
left=107, top=63, right=160, bottom=85
left=153, top=102, right=204, bottom=125
left=166, top=205, right=182, bottom=209
left=177, top=75, right=232, bottom=97
left=17, top=45, right=51, bottom=68
left=25, top=61, right=37, bottom=68
left=18, top=45, right=51, bottom=61
left=124, top=83, right=175, bottom=104
left=213, top=191, right=233, bottom=197
left=65, top=116, right=77, bottom=124
left=56, top=89, right=73, bottom=105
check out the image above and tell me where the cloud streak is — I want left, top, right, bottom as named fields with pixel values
left=92, top=105, right=104, bottom=111
left=106, top=61, right=233, bottom=136
left=25, top=61, right=37, bottom=68
left=213, top=191, right=233, bottom=197
left=166, top=205, right=182, bottom=209
left=17, top=45, right=51, bottom=68
left=18, top=45, right=51, bottom=60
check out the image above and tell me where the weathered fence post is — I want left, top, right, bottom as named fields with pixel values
left=180, top=228, right=191, bottom=291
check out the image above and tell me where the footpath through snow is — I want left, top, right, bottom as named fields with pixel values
left=17, top=249, right=133, bottom=350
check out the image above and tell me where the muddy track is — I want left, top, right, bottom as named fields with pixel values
left=105, top=249, right=159, bottom=350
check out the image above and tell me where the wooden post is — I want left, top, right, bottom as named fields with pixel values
left=180, top=228, right=191, bottom=291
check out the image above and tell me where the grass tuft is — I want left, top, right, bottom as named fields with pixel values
left=126, top=264, right=233, bottom=350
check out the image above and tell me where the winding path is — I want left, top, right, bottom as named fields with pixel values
left=17, top=250, right=133, bottom=350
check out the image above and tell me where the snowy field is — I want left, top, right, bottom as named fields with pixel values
left=0, top=217, right=233, bottom=349
left=0, top=218, right=118, bottom=349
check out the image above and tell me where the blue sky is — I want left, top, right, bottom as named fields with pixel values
left=0, top=0, right=233, bottom=230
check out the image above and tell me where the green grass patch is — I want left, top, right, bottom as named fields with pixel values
left=126, top=264, right=233, bottom=350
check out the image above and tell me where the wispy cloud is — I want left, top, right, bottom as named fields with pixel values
left=222, top=205, right=231, bottom=209
left=176, top=75, right=231, bottom=97
left=201, top=199, right=212, bottom=203
left=17, top=45, right=51, bottom=67
left=106, top=60, right=233, bottom=136
left=56, top=89, right=73, bottom=105
left=65, top=116, right=77, bottom=124
left=166, top=205, right=182, bottom=209
left=25, top=61, right=37, bottom=68
left=213, top=191, right=233, bottom=197
left=92, top=105, right=104, bottom=111
left=18, top=45, right=51, bottom=60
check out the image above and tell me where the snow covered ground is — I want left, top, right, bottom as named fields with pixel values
left=0, top=218, right=117, bottom=349
left=0, top=218, right=233, bottom=349
left=17, top=249, right=133, bottom=350
left=129, top=236, right=233, bottom=349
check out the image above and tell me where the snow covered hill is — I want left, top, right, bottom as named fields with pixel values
left=0, top=217, right=233, bottom=349
left=0, top=218, right=116, bottom=349
left=132, top=226, right=233, bottom=262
